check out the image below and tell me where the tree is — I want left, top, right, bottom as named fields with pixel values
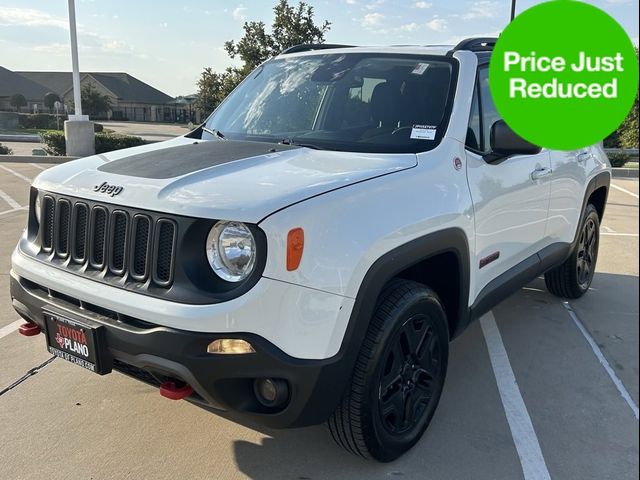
left=44, top=92, right=61, bottom=114
left=196, top=67, right=245, bottom=117
left=80, top=84, right=112, bottom=118
left=618, top=46, right=639, bottom=149
left=9, top=93, right=27, bottom=112
left=196, top=0, right=331, bottom=116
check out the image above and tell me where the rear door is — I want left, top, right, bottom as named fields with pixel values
left=465, top=67, right=552, bottom=299
left=546, top=147, right=592, bottom=245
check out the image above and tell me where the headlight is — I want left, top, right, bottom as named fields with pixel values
left=206, top=221, right=256, bottom=282
left=34, top=192, right=41, bottom=223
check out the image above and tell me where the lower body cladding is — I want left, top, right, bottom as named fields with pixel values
left=9, top=271, right=355, bottom=429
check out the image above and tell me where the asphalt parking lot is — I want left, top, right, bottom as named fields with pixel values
left=0, top=162, right=637, bottom=480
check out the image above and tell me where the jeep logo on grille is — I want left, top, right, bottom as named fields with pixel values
left=93, top=182, right=123, bottom=197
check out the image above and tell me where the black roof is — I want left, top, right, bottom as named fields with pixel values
left=452, top=37, right=497, bottom=52
left=0, top=66, right=51, bottom=100
left=16, top=71, right=174, bottom=104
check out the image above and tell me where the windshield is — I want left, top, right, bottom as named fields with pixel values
left=203, top=53, right=456, bottom=153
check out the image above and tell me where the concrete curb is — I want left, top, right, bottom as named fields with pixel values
left=0, top=155, right=78, bottom=164
left=0, top=134, right=40, bottom=142
left=612, top=168, right=639, bottom=179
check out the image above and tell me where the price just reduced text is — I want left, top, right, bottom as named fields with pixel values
left=504, top=51, right=624, bottom=99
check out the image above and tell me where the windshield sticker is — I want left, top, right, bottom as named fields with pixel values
left=411, top=63, right=429, bottom=75
left=410, top=125, right=437, bottom=140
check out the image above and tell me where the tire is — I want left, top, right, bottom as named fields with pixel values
left=328, top=279, right=449, bottom=462
left=545, top=204, right=600, bottom=299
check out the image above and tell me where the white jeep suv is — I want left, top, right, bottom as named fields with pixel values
left=10, top=38, right=611, bottom=461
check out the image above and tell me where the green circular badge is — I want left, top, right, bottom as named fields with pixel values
left=489, top=0, right=638, bottom=151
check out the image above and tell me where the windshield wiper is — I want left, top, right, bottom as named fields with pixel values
left=280, top=138, right=328, bottom=150
left=202, top=126, right=226, bottom=140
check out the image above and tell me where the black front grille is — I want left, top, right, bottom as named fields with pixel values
left=56, top=199, right=71, bottom=257
left=72, top=203, right=89, bottom=262
left=42, top=196, right=55, bottom=251
left=154, top=219, right=176, bottom=286
left=130, top=215, right=151, bottom=280
left=39, top=194, right=177, bottom=288
left=90, top=206, right=108, bottom=268
left=29, top=190, right=267, bottom=305
left=109, top=210, right=129, bottom=275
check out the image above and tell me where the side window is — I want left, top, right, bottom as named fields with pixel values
left=478, top=68, right=501, bottom=152
left=466, top=83, right=481, bottom=151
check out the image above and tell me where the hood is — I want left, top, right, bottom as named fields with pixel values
left=33, top=137, right=417, bottom=223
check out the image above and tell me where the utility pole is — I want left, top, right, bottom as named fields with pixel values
left=510, top=0, right=517, bottom=21
left=68, top=0, right=83, bottom=118
left=64, top=0, right=95, bottom=156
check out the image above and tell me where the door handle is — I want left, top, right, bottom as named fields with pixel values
left=576, top=151, right=592, bottom=163
left=530, top=167, right=553, bottom=181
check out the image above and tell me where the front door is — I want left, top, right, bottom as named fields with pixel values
left=465, top=67, right=552, bottom=299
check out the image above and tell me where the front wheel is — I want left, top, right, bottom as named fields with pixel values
left=328, top=279, right=449, bottom=462
left=545, top=203, right=600, bottom=298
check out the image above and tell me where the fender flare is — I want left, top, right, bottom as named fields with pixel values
left=336, top=227, right=471, bottom=362
left=564, top=170, right=611, bottom=257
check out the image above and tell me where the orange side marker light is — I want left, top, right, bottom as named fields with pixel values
left=287, top=228, right=304, bottom=271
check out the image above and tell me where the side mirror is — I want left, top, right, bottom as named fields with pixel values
left=484, top=120, right=541, bottom=163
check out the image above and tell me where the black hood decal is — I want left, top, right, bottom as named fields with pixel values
left=98, top=140, right=300, bottom=179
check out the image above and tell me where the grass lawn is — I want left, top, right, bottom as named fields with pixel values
left=1, top=127, right=114, bottom=135
left=0, top=128, right=61, bottom=135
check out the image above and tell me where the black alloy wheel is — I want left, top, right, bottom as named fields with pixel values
left=576, top=216, right=597, bottom=289
left=378, top=314, right=442, bottom=436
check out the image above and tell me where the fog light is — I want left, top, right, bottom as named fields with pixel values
left=207, top=339, right=255, bottom=354
left=254, top=378, right=289, bottom=407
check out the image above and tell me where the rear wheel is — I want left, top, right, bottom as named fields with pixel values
left=545, top=203, right=600, bottom=298
left=328, top=279, right=449, bottom=462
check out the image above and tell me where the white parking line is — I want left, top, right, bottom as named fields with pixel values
left=29, top=163, right=47, bottom=171
left=601, top=232, right=639, bottom=237
left=480, top=312, right=552, bottom=480
left=0, top=206, right=28, bottom=217
left=0, top=165, right=33, bottom=183
left=611, top=183, right=639, bottom=200
left=562, top=302, right=639, bottom=420
left=0, top=188, right=21, bottom=209
left=0, top=320, right=24, bottom=340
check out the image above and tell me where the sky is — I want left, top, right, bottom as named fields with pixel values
left=0, top=0, right=638, bottom=97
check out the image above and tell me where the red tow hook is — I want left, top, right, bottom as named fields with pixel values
left=159, top=380, right=193, bottom=400
left=18, top=322, right=41, bottom=336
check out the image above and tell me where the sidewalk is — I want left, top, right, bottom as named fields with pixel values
left=0, top=141, right=43, bottom=156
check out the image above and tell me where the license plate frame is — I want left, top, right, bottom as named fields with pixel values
left=43, top=308, right=111, bottom=375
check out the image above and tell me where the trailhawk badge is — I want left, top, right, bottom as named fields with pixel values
left=94, top=181, right=123, bottom=196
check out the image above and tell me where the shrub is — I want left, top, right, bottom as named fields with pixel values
left=95, top=133, right=145, bottom=153
left=603, top=131, right=620, bottom=148
left=608, top=152, right=631, bottom=168
left=19, top=113, right=62, bottom=130
left=39, top=131, right=145, bottom=156
left=94, top=123, right=104, bottom=133
left=0, top=143, right=13, bottom=155
left=39, top=131, right=66, bottom=156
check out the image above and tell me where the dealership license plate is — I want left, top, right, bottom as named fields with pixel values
left=44, top=310, right=108, bottom=374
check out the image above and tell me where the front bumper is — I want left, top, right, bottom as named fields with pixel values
left=10, top=271, right=352, bottom=428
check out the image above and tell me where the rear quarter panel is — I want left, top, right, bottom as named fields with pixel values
left=547, top=144, right=610, bottom=245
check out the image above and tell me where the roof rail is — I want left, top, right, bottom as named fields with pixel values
left=280, top=43, right=355, bottom=55
left=452, top=37, right=498, bottom=52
